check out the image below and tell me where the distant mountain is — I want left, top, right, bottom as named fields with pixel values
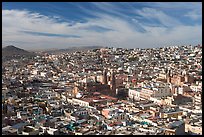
left=2, top=45, right=36, bottom=61
left=43, top=46, right=105, bottom=54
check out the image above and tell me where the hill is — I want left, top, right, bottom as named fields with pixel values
left=2, top=45, right=36, bottom=61
left=43, top=46, right=105, bottom=54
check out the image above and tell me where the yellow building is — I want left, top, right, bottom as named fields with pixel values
left=160, top=111, right=183, bottom=119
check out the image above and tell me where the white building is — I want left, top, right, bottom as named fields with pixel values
left=70, top=98, right=89, bottom=107
left=128, top=88, right=141, bottom=101
left=152, top=86, right=172, bottom=98
left=129, top=85, right=171, bottom=101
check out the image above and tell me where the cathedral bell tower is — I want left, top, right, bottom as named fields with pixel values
left=110, top=69, right=116, bottom=95
left=103, top=69, right=108, bottom=84
left=166, top=69, right=171, bottom=84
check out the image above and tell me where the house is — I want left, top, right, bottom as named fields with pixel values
left=11, top=122, right=29, bottom=134
left=2, top=126, right=18, bottom=135
left=22, top=126, right=39, bottom=135
left=165, top=120, right=185, bottom=135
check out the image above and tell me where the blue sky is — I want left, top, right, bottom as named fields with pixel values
left=2, top=2, right=202, bottom=50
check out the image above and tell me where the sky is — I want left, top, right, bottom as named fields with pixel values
left=2, top=2, right=202, bottom=50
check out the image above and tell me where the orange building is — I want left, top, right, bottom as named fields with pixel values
left=170, top=75, right=185, bottom=86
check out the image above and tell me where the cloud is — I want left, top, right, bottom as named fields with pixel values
left=2, top=9, right=71, bottom=34
left=135, top=7, right=182, bottom=27
left=2, top=5, right=202, bottom=50
left=20, top=31, right=81, bottom=38
left=185, top=9, right=202, bottom=20
left=81, top=25, right=114, bottom=33
left=143, top=2, right=201, bottom=10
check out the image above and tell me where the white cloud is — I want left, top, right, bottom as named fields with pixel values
left=185, top=10, right=202, bottom=20
left=144, top=2, right=201, bottom=10
left=2, top=9, right=202, bottom=50
left=135, top=8, right=182, bottom=27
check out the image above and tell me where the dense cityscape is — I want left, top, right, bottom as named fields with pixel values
left=2, top=44, right=202, bottom=135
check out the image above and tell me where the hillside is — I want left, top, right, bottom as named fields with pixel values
left=43, top=46, right=105, bottom=54
left=2, top=45, right=36, bottom=61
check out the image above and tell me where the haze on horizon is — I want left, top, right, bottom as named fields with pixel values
left=2, top=2, right=202, bottom=50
